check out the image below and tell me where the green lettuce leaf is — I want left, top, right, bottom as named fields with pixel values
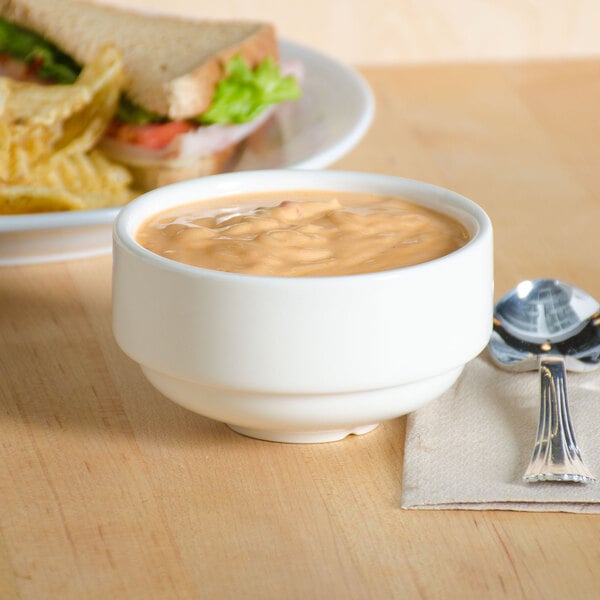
left=115, top=94, right=165, bottom=125
left=198, top=55, right=301, bottom=125
left=0, top=18, right=80, bottom=84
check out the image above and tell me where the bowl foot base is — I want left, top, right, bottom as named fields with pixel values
left=227, top=422, right=379, bottom=443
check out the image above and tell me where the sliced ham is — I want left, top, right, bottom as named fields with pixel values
left=99, top=60, right=304, bottom=168
left=99, top=104, right=277, bottom=168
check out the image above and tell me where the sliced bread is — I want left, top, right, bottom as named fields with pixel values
left=0, top=0, right=277, bottom=119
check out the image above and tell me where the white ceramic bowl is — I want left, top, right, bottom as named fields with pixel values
left=113, top=170, right=493, bottom=443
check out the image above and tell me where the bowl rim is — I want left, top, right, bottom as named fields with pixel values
left=113, top=169, right=492, bottom=283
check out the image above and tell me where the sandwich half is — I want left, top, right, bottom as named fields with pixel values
left=0, top=0, right=301, bottom=189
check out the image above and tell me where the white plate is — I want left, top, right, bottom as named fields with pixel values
left=0, top=40, right=374, bottom=266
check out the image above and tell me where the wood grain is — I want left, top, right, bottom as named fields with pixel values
left=2, top=60, right=600, bottom=598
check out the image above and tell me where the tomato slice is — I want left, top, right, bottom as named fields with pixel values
left=0, top=53, right=46, bottom=82
left=108, top=120, right=195, bottom=150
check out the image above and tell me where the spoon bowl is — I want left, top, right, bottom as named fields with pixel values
left=489, top=278, right=600, bottom=483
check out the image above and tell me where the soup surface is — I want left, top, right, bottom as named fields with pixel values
left=136, top=191, right=469, bottom=277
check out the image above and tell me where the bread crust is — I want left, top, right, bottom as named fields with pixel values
left=0, top=0, right=278, bottom=119
left=126, top=145, right=241, bottom=191
left=166, top=25, right=277, bottom=120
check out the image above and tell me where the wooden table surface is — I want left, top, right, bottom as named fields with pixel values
left=2, top=60, right=600, bottom=599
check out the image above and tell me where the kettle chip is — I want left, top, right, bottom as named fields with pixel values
left=0, top=44, right=137, bottom=214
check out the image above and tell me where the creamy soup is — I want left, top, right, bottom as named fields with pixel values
left=136, top=191, right=469, bottom=277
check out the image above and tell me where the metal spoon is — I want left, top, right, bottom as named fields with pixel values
left=488, top=279, right=600, bottom=483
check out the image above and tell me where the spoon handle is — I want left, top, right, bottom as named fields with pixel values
left=524, top=356, right=595, bottom=483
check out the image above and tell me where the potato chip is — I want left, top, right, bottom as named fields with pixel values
left=32, top=150, right=135, bottom=208
left=0, top=151, right=135, bottom=214
left=1, top=81, right=87, bottom=178
left=0, top=44, right=137, bottom=214
left=2, top=45, right=124, bottom=173
left=0, top=79, right=11, bottom=181
left=0, top=185, right=87, bottom=214
left=0, top=126, right=50, bottom=182
left=53, top=44, right=124, bottom=156
left=5, top=79, right=92, bottom=128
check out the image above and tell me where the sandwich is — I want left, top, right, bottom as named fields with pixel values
left=0, top=0, right=301, bottom=190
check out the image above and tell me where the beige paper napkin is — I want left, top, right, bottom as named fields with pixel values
left=401, top=353, right=600, bottom=512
